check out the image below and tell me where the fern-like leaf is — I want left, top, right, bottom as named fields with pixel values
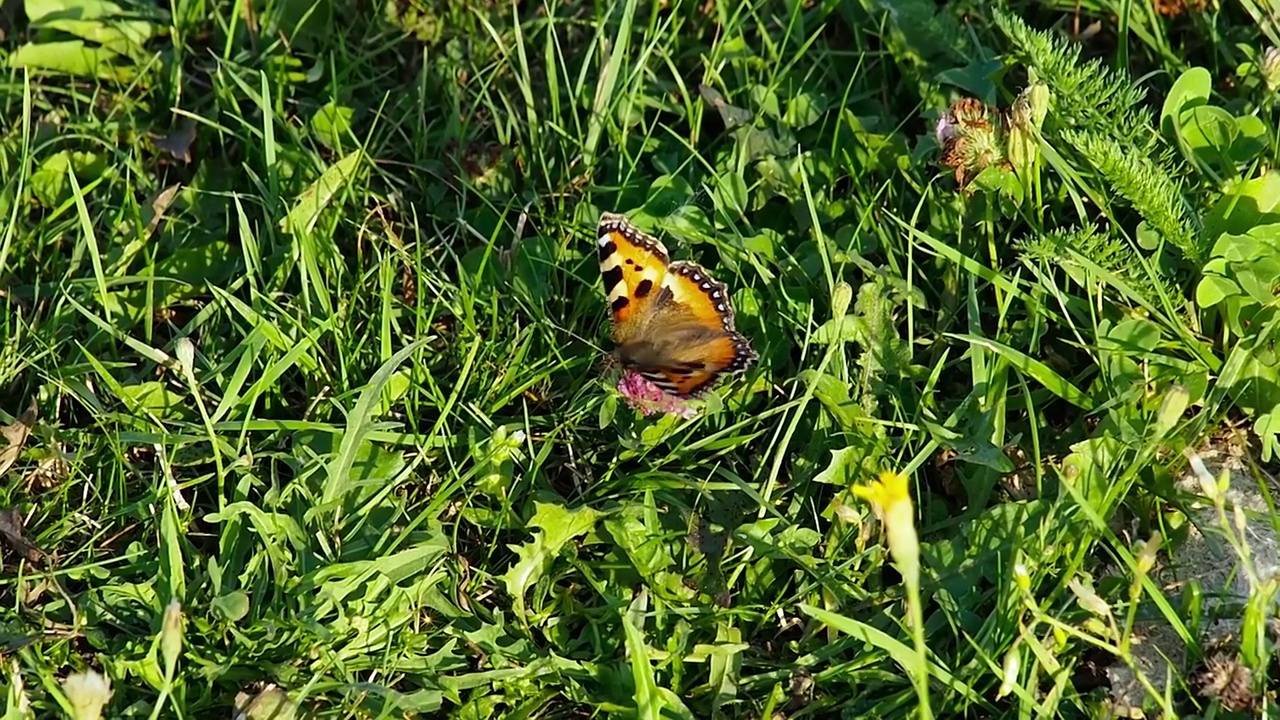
left=1017, top=224, right=1182, bottom=309
left=1063, top=129, right=1202, bottom=264
left=992, top=9, right=1154, bottom=149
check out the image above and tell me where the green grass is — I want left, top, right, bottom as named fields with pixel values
left=2, top=0, right=1280, bottom=717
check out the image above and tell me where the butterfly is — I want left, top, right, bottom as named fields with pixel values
left=595, top=212, right=757, bottom=398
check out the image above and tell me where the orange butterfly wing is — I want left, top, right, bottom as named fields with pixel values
left=647, top=261, right=756, bottom=397
left=597, top=213, right=757, bottom=399
left=637, top=334, right=750, bottom=396
left=596, top=213, right=669, bottom=333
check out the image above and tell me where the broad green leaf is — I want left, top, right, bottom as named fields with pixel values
left=1235, top=267, right=1280, bottom=304
left=706, top=625, right=743, bottom=714
left=1195, top=274, right=1239, bottom=308
left=664, top=203, right=714, bottom=242
left=782, top=91, right=824, bottom=129
left=204, top=502, right=309, bottom=553
left=734, top=124, right=795, bottom=161
left=1232, top=115, right=1269, bottom=164
left=698, top=83, right=752, bottom=128
left=9, top=41, right=133, bottom=81
left=1160, top=66, right=1211, bottom=137
left=25, top=0, right=164, bottom=55
left=1177, top=105, right=1237, bottom=168
left=969, top=164, right=1023, bottom=206
left=116, top=382, right=190, bottom=420
left=279, top=149, right=364, bottom=235
left=1205, top=171, right=1280, bottom=239
left=211, top=591, right=250, bottom=622
left=598, top=393, right=618, bottom=428
left=738, top=230, right=778, bottom=262
left=1059, top=436, right=1124, bottom=513
left=643, top=175, right=694, bottom=218
left=748, top=84, right=780, bottom=118
left=622, top=590, right=665, bottom=720
left=811, top=316, right=860, bottom=344
left=317, top=337, right=428, bottom=511
left=604, top=504, right=672, bottom=577
left=1255, top=410, right=1280, bottom=462
left=38, top=17, right=155, bottom=55
left=235, top=687, right=299, bottom=720
left=935, top=59, right=1003, bottom=104
left=921, top=416, right=1016, bottom=474
left=502, top=501, right=604, bottom=621
left=30, top=150, right=106, bottom=208
left=310, top=101, right=355, bottom=150
left=376, top=369, right=413, bottom=418
left=459, top=245, right=502, bottom=294
left=712, top=172, right=748, bottom=218
left=812, top=446, right=859, bottom=485
left=25, top=0, right=159, bottom=23
left=799, top=370, right=872, bottom=429
left=1227, top=343, right=1280, bottom=415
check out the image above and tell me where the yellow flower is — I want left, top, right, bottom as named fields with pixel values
left=853, top=470, right=920, bottom=584
left=853, top=470, right=931, bottom=715
left=852, top=469, right=911, bottom=509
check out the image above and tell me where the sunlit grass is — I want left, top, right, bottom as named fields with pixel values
left=1, top=0, right=1278, bottom=717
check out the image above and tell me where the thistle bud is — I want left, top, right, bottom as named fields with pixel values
left=1262, top=46, right=1280, bottom=91
left=997, top=645, right=1021, bottom=698
left=63, top=670, right=112, bottom=720
left=1013, top=562, right=1031, bottom=593
left=1136, top=533, right=1161, bottom=576
left=174, top=337, right=195, bottom=375
left=161, top=599, right=183, bottom=678
left=1006, top=83, right=1050, bottom=180
left=1185, top=450, right=1220, bottom=503
left=832, top=281, right=853, bottom=321
left=936, top=98, right=1006, bottom=186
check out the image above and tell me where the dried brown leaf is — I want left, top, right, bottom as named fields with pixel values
left=0, top=398, right=38, bottom=477
left=0, top=507, right=46, bottom=564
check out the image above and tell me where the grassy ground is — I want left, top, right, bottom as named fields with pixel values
left=2, top=0, right=1280, bottom=717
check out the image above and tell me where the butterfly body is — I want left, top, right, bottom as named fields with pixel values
left=596, top=212, right=756, bottom=398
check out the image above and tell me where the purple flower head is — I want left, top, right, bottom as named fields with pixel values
left=617, top=371, right=700, bottom=419
left=935, top=113, right=958, bottom=144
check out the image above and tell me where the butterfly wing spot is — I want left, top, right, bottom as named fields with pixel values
left=601, top=266, right=625, bottom=296
left=597, top=214, right=671, bottom=326
left=664, top=261, right=741, bottom=333
left=722, top=334, right=758, bottom=375
left=597, top=213, right=670, bottom=261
